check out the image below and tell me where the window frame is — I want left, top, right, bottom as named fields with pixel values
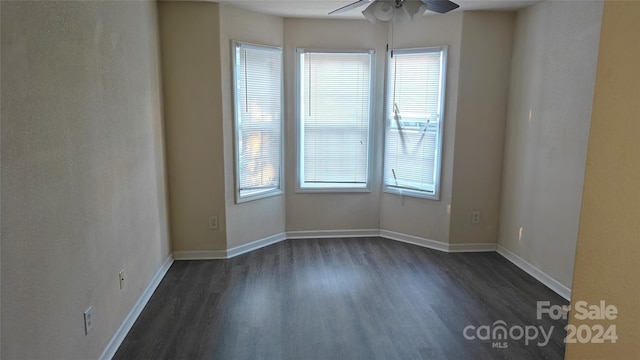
left=232, top=40, right=284, bottom=204
left=383, top=46, right=448, bottom=200
left=295, top=48, right=376, bottom=193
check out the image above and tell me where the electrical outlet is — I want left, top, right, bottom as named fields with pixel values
left=84, top=306, right=93, bottom=335
left=119, top=270, right=125, bottom=290
left=471, top=211, right=481, bottom=224
left=209, top=216, right=219, bottom=230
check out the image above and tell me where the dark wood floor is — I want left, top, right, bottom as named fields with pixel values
left=114, top=237, right=568, bottom=360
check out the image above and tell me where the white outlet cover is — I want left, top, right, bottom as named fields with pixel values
left=209, top=216, right=219, bottom=229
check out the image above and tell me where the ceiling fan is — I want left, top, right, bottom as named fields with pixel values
left=330, top=0, right=460, bottom=23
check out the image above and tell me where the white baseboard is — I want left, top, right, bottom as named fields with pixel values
left=173, top=250, right=226, bottom=260
left=99, top=254, right=174, bottom=360
left=379, top=229, right=449, bottom=253
left=227, top=232, right=286, bottom=258
left=448, top=242, right=497, bottom=253
left=496, top=245, right=571, bottom=301
left=286, top=229, right=379, bottom=239
left=173, top=232, right=287, bottom=260
left=175, top=230, right=497, bottom=261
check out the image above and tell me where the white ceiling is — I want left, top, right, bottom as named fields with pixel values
left=217, top=0, right=542, bottom=19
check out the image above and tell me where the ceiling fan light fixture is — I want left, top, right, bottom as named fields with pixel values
left=362, top=3, right=380, bottom=24
left=330, top=0, right=459, bottom=19
left=412, top=4, right=429, bottom=20
left=402, top=1, right=422, bottom=17
left=393, top=5, right=412, bottom=25
left=373, top=1, right=394, bottom=21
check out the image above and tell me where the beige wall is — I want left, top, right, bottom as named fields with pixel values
left=283, top=18, right=387, bottom=232
left=160, top=2, right=286, bottom=250
left=449, top=11, right=514, bottom=245
left=219, top=4, right=286, bottom=248
left=283, top=13, right=513, bottom=244
left=160, top=7, right=515, bottom=244
left=159, top=1, right=227, bottom=251
left=566, top=1, right=640, bottom=358
left=379, top=13, right=462, bottom=243
left=498, top=0, right=603, bottom=289
left=1, top=1, right=170, bottom=358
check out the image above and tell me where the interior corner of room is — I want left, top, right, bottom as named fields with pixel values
left=1, top=0, right=638, bottom=359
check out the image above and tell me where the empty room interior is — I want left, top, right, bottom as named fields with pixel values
left=1, top=0, right=638, bottom=359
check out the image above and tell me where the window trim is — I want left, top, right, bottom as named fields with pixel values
left=295, top=48, right=376, bottom=193
left=232, top=40, right=284, bottom=204
left=383, top=46, right=448, bottom=201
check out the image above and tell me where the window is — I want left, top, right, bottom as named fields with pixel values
left=384, top=47, right=447, bottom=199
left=232, top=41, right=283, bottom=202
left=297, top=49, right=374, bottom=191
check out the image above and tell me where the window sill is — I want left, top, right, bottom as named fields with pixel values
left=384, top=186, right=440, bottom=201
left=237, top=189, right=283, bottom=204
left=296, top=186, right=371, bottom=194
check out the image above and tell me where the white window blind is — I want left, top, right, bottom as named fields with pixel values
left=384, top=47, right=446, bottom=199
left=298, top=50, right=373, bottom=190
left=233, top=42, right=283, bottom=202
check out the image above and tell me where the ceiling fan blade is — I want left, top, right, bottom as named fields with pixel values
left=329, top=0, right=372, bottom=14
left=421, top=0, right=460, bottom=14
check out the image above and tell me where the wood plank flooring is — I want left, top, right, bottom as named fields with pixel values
left=114, top=237, right=569, bottom=359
